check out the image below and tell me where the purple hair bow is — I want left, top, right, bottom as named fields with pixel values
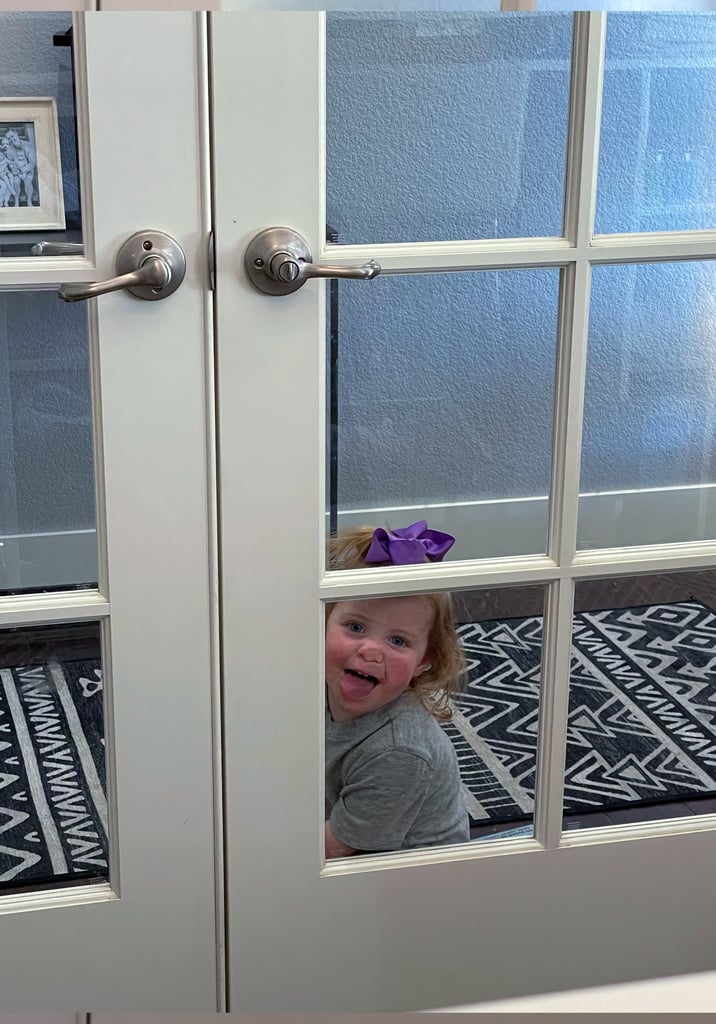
left=364, top=520, right=455, bottom=566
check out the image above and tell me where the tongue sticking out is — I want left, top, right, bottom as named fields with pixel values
left=340, top=672, right=376, bottom=701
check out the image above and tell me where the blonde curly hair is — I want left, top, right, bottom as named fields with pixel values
left=327, top=525, right=464, bottom=721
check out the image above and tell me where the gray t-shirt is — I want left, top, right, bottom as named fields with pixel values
left=326, top=692, right=470, bottom=852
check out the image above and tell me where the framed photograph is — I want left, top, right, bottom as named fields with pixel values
left=0, top=97, right=65, bottom=231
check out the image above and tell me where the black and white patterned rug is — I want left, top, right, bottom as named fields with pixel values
left=444, top=600, right=716, bottom=824
left=0, top=659, right=107, bottom=886
left=3, top=600, right=716, bottom=885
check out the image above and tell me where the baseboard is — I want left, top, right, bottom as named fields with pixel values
left=335, top=483, right=716, bottom=560
left=3, top=483, right=716, bottom=591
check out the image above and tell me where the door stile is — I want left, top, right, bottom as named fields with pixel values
left=531, top=13, right=604, bottom=852
left=533, top=575, right=575, bottom=850
left=195, top=11, right=227, bottom=1012
left=563, top=13, right=606, bottom=250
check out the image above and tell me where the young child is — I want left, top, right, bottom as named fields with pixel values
left=325, top=521, right=470, bottom=858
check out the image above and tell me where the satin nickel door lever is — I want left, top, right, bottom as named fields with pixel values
left=58, top=230, right=186, bottom=303
left=31, top=242, right=84, bottom=256
left=245, top=226, right=380, bottom=296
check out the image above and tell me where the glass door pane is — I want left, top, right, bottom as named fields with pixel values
left=0, top=13, right=84, bottom=257
left=563, top=570, right=716, bottom=834
left=578, top=260, right=716, bottom=550
left=323, top=583, right=547, bottom=856
left=596, top=12, right=716, bottom=235
left=0, top=620, right=106, bottom=889
left=449, top=583, right=547, bottom=844
left=326, top=12, right=573, bottom=243
left=327, top=269, right=561, bottom=561
left=1, top=290, right=95, bottom=592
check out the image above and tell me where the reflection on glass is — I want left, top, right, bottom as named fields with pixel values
left=579, top=261, right=716, bottom=550
left=0, top=621, right=107, bottom=889
left=326, top=12, right=572, bottom=243
left=0, top=13, right=82, bottom=257
left=563, top=572, right=716, bottom=834
left=324, top=533, right=543, bottom=857
left=326, top=269, right=559, bottom=562
left=0, top=291, right=96, bottom=594
left=596, top=13, right=716, bottom=234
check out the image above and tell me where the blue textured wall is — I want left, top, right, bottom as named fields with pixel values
left=327, top=12, right=716, bottom=510
left=583, top=260, right=716, bottom=493
left=334, top=270, right=559, bottom=509
left=541, top=0, right=716, bottom=10
left=0, top=293, right=93, bottom=536
left=0, top=12, right=80, bottom=224
left=0, top=13, right=93, bottom=537
left=327, top=13, right=571, bottom=242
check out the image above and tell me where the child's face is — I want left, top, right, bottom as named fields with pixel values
left=325, top=595, right=433, bottom=723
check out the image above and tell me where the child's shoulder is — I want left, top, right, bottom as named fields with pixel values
left=383, top=694, right=454, bottom=767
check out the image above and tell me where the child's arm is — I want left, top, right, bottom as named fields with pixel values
left=324, top=821, right=357, bottom=859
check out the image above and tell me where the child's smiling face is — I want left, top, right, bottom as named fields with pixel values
left=325, top=596, right=434, bottom=723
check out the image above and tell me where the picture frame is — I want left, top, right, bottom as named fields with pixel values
left=0, top=97, right=65, bottom=231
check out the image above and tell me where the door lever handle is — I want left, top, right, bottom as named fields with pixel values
left=294, top=258, right=379, bottom=283
left=31, top=242, right=84, bottom=256
left=245, top=226, right=380, bottom=296
left=57, top=230, right=186, bottom=303
left=60, top=254, right=170, bottom=303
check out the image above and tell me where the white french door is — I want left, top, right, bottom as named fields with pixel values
left=0, top=13, right=219, bottom=1009
left=214, top=11, right=716, bottom=1011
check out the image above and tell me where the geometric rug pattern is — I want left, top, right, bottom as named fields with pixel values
left=3, top=601, right=716, bottom=883
left=0, top=659, right=107, bottom=886
left=443, top=601, right=716, bottom=824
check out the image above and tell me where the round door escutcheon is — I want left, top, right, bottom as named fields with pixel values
left=116, top=230, right=186, bottom=300
left=244, top=227, right=312, bottom=296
